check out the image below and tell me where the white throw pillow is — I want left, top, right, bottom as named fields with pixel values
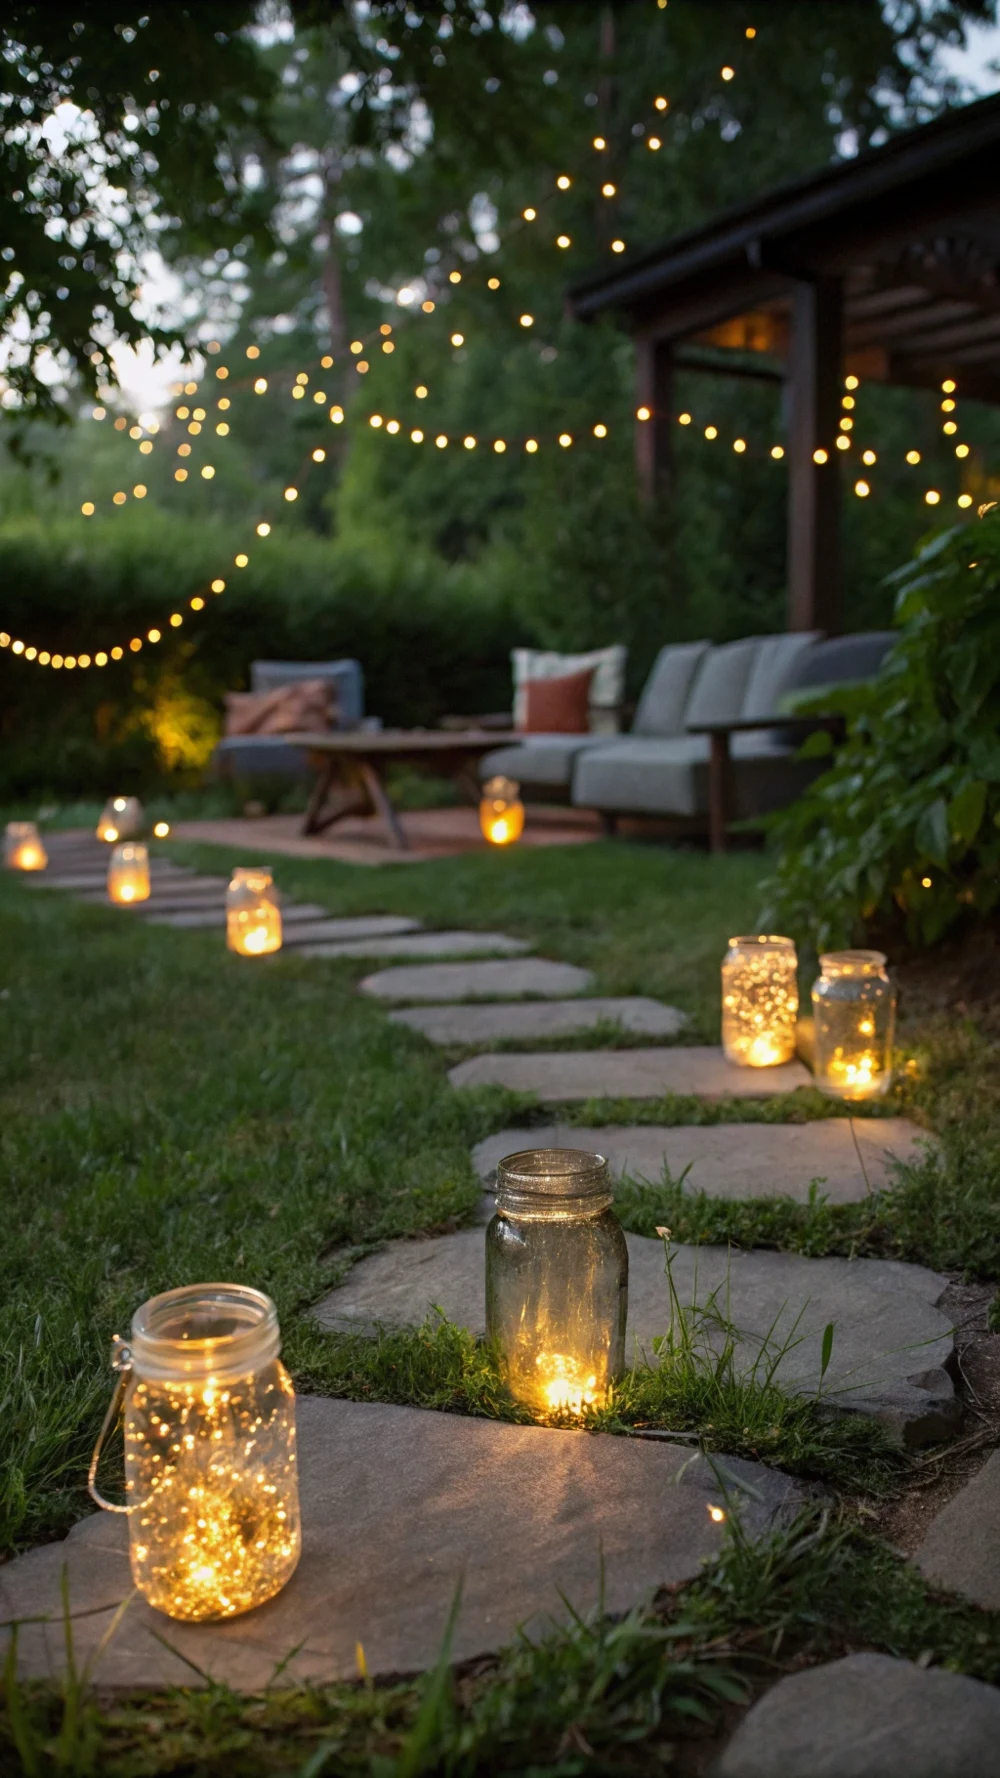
left=512, top=645, right=627, bottom=731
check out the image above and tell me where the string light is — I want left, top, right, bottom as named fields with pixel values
left=855, top=479, right=870, bottom=497
left=906, top=450, right=921, bottom=464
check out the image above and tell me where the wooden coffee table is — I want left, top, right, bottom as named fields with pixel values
left=285, top=728, right=517, bottom=851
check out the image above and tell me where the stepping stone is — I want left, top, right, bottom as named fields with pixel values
left=360, top=959, right=596, bottom=1002
left=471, top=1119, right=932, bottom=1205
left=389, top=997, right=685, bottom=1046
left=714, top=1652, right=1000, bottom=1778
left=913, top=1449, right=1000, bottom=1609
left=313, top=1230, right=956, bottom=1444
left=281, top=916, right=421, bottom=945
left=297, top=931, right=530, bottom=962
left=0, top=1396, right=800, bottom=1691
left=449, top=1046, right=811, bottom=1101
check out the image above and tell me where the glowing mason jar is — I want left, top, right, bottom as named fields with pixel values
left=812, top=949, right=895, bottom=1101
left=721, top=934, right=799, bottom=1067
left=4, top=821, right=47, bottom=871
left=227, top=867, right=283, bottom=955
left=486, top=1149, right=628, bottom=1416
left=90, top=1283, right=301, bottom=1622
left=108, top=842, right=151, bottom=903
left=97, top=795, right=145, bottom=843
left=479, top=775, right=525, bottom=847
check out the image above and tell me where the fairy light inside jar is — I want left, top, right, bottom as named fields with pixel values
left=811, top=950, right=896, bottom=1102
left=479, top=775, right=525, bottom=847
left=721, top=935, right=798, bottom=1067
left=4, top=820, right=47, bottom=871
left=226, top=867, right=283, bottom=956
left=107, top=842, right=151, bottom=903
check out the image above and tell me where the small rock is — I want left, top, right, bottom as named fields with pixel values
left=914, top=1448, right=1000, bottom=1607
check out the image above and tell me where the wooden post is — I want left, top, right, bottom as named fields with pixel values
left=635, top=336, right=674, bottom=503
left=787, top=279, right=843, bottom=633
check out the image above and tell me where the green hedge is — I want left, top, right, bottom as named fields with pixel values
left=0, top=513, right=530, bottom=798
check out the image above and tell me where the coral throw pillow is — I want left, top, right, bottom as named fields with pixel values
left=523, top=667, right=595, bottom=734
left=224, top=678, right=334, bottom=736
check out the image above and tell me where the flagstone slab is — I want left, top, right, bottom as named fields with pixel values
left=912, top=1449, right=1000, bottom=1609
left=313, top=1230, right=956, bottom=1444
left=297, top=931, right=531, bottom=961
left=0, top=1396, right=800, bottom=1691
left=714, top=1652, right=1000, bottom=1778
left=360, top=958, right=595, bottom=1002
left=29, top=865, right=191, bottom=891
left=450, top=1046, right=812, bottom=1101
left=389, top=997, right=685, bottom=1046
left=147, top=909, right=404, bottom=936
left=471, top=1119, right=932, bottom=1205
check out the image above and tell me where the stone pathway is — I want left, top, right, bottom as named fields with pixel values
left=390, top=996, right=686, bottom=1043
left=472, top=1118, right=931, bottom=1204
left=360, top=958, right=596, bottom=1000
left=313, top=1228, right=956, bottom=1444
left=12, top=826, right=979, bottom=1762
left=715, top=1653, right=1000, bottom=1778
left=449, top=1046, right=812, bottom=1100
left=0, top=1396, right=800, bottom=1689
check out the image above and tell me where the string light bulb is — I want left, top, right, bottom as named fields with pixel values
left=906, top=450, right=921, bottom=464
left=855, top=479, right=870, bottom=497
left=813, top=448, right=829, bottom=464
left=556, top=174, right=571, bottom=189
left=771, top=444, right=785, bottom=459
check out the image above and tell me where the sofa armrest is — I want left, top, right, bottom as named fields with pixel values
left=686, top=714, right=845, bottom=853
left=686, top=714, right=846, bottom=738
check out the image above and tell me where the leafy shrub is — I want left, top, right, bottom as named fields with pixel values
left=762, top=510, right=1000, bottom=951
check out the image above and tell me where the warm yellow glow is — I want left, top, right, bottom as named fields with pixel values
left=721, top=64, right=735, bottom=79
left=386, top=420, right=400, bottom=434
left=708, top=1504, right=727, bottom=1523
left=655, top=95, right=669, bottom=109
left=450, top=331, right=464, bottom=346
left=525, top=438, right=538, bottom=453
left=519, top=313, right=533, bottom=328
left=108, top=843, right=151, bottom=905
left=170, top=613, right=183, bottom=627
left=862, top=449, right=877, bottom=465
left=436, top=434, right=448, bottom=448
left=601, top=181, right=616, bottom=197
left=559, top=433, right=572, bottom=448
left=958, top=494, right=973, bottom=508
left=411, top=428, right=424, bottom=443
left=593, top=423, right=607, bottom=438
left=330, top=406, right=345, bottom=423
left=925, top=489, right=941, bottom=505
left=538, top=1354, right=600, bottom=1416
left=522, top=207, right=536, bottom=221
left=148, top=629, right=161, bottom=644
left=321, top=355, right=333, bottom=368
left=839, top=416, right=853, bottom=430
left=464, top=435, right=477, bottom=450
left=637, top=406, right=651, bottom=422
left=312, top=448, right=326, bottom=461
left=836, top=435, right=851, bottom=450
left=235, top=554, right=249, bottom=567
left=771, top=444, right=785, bottom=459
left=191, top=597, right=205, bottom=610
left=556, top=173, right=571, bottom=189
left=421, top=300, right=435, bottom=313
left=284, top=487, right=298, bottom=502
left=842, top=395, right=855, bottom=409
left=845, top=374, right=859, bottom=389
left=721, top=936, right=798, bottom=1068
left=370, top=414, right=383, bottom=429
left=941, top=398, right=956, bottom=412
left=813, top=448, right=828, bottom=464
left=257, top=523, right=271, bottom=537
left=705, top=425, right=718, bottom=440
left=153, top=821, right=171, bottom=839
left=906, top=449, right=921, bottom=464
left=487, top=278, right=500, bottom=290
left=140, top=440, right=153, bottom=453
left=733, top=438, right=746, bottom=453
left=679, top=412, right=692, bottom=426
left=648, top=136, right=661, bottom=150
left=855, top=479, right=870, bottom=498
left=253, top=378, right=267, bottom=393
left=921, top=876, right=932, bottom=888
left=556, top=234, right=571, bottom=248
left=246, top=345, right=260, bottom=359
left=227, top=869, right=282, bottom=956
left=81, top=501, right=95, bottom=515
left=4, top=822, right=47, bottom=872
left=123, top=1360, right=300, bottom=1621
left=943, top=421, right=957, bottom=435
left=113, top=491, right=127, bottom=505
left=593, top=135, right=607, bottom=149
left=942, top=378, right=956, bottom=393
left=449, top=270, right=462, bottom=284
left=201, top=466, right=215, bottom=480
left=134, top=484, right=147, bottom=497
left=494, top=439, right=506, bottom=453
left=611, top=239, right=626, bottom=253
left=211, top=578, right=225, bottom=593
left=480, top=777, right=524, bottom=846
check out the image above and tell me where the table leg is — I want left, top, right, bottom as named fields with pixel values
left=358, top=759, right=410, bottom=851
left=708, top=732, right=731, bottom=855
left=302, top=758, right=370, bottom=836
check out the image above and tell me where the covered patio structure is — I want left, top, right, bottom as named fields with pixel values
left=570, top=92, right=1000, bottom=633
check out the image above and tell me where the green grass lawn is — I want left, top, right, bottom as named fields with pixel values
left=4, top=835, right=1000, bottom=1774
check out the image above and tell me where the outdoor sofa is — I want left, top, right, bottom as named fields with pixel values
left=479, top=631, right=894, bottom=851
left=211, top=658, right=365, bottom=782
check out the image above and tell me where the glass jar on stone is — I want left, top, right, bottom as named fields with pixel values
left=107, top=841, right=150, bottom=903
left=486, top=1149, right=628, bottom=1416
left=812, top=949, right=896, bottom=1102
left=4, top=820, right=47, bottom=871
left=721, top=935, right=799, bottom=1067
left=479, top=775, right=525, bottom=846
left=89, top=1283, right=301, bottom=1622
left=226, top=867, right=282, bottom=956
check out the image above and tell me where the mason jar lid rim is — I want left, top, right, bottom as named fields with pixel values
left=497, top=1147, right=610, bottom=1193
left=131, top=1282, right=278, bottom=1352
left=819, top=948, right=887, bottom=968
left=728, top=933, right=796, bottom=948
left=230, top=865, right=274, bottom=878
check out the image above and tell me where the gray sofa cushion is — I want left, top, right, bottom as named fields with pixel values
left=632, top=641, right=711, bottom=736
left=251, top=659, right=365, bottom=729
left=741, top=632, right=822, bottom=722
left=572, top=732, right=821, bottom=821
left=683, top=637, right=762, bottom=729
left=480, top=735, right=604, bottom=790
left=779, top=632, right=896, bottom=707
left=572, top=737, right=710, bottom=817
